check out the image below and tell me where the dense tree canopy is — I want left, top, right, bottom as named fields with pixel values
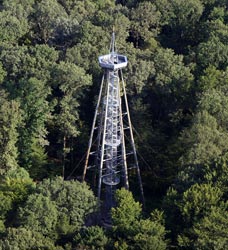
left=0, top=0, right=228, bottom=249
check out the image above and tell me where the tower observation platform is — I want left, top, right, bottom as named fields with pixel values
left=83, top=31, right=144, bottom=221
left=98, top=53, right=127, bottom=70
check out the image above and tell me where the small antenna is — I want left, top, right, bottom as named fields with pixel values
left=111, top=26, right=115, bottom=53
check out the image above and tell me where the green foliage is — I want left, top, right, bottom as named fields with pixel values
left=125, top=49, right=154, bottom=95
left=170, top=0, right=204, bottom=30
left=163, top=179, right=227, bottom=246
left=0, top=0, right=228, bottom=248
left=112, top=189, right=167, bottom=250
left=0, top=169, right=33, bottom=206
left=0, top=63, right=6, bottom=84
left=179, top=183, right=223, bottom=224
left=0, top=227, right=60, bottom=250
left=179, top=110, right=228, bottom=165
left=13, top=177, right=97, bottom=246
left=197, top=36, right=228, bottom=70
left=36, top=177, right=98, bottom=235
left=18, top=193, right=58, bottom=238
left=0, top=220, right=5, bottom=234
left=0, top=178, right=34, bottom=206
left=58, top=0, right=96, bottom=18
left=18, top=77, right=51, bottom=139
left=0, top=168, right=34, bottom=232
left=15, top=77, right=51, bottom=170
left=32, top=0, right=67, bottom=44
left=211, top=154, right=228, bottom=197
left=198, top=65, right=226, bottom=91
left=193, top=204, right=228, bottom=249
left=2, top=0, right=35, bottom=20
left=0, top=192, right=12, bottom=220
left=74, top=226, right=108, bottom=250
left=0, top=44, right=58, bottom=172
left=0, top=10, right=29, bottom=43
left=154, top=0, right=204, bottom=50
left=65, top=22, right=108, bottom=75
left=112, top=188, right=142, bottom=236
left=132, top=217, right=167, bottom=250
left=53, top=61, right=92, bottom=137
left=152, top=48, right=193, bottom=94
left=130, top=2, right=161, bottom=46
left=178, top=200, right=228, bottom=249
left=28, top=139, right=48, bottom=179
left=3, top=167, right=32, bottom=180
left=175, top=183, right=226, bottom=249
left=0, top=44, right=58, bottom=84
left=0, top=91, right=21, bottom=174
left=198, top=89, right=228, bottom=129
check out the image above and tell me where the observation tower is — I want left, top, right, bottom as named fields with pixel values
left=83, top=31, right=144, bottom=218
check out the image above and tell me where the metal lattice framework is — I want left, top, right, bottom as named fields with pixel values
left=83, top=31, right=144, bottom=214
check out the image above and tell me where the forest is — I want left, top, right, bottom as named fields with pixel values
left=0, top=0, right=228, bottom=249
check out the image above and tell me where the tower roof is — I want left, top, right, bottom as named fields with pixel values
left=98, top=31, right=128, bottom=70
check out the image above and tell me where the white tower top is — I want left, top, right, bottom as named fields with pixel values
left=98, top=31, right=128, bottom=70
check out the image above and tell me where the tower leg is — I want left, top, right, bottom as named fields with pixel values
left=120, top=70, right=145, bottom=206
left=83, top=75, right=105, bottom=182
left=98, top=72, right=111, bottom=200
left=119, top=76, right=129, bottom=190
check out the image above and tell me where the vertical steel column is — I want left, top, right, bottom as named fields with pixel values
left=98, top=71, right=111, bottom=200
left=120, top=70, right=145, bottom=205
left=83, top=75, right=105, bottom=181
left=118, top=75, right=129, bottom=190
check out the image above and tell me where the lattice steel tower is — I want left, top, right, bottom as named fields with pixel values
left=83, top=31, right=144, bottom=215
